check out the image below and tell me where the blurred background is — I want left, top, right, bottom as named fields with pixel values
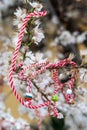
left=0, top=0, right=87, bottom=130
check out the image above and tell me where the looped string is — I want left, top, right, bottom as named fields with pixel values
left=9, top=10, right=78, bottom=119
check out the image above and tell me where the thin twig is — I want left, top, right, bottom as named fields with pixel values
left=32, top=81, right=49, bottom=101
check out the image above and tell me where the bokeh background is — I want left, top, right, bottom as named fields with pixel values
left=0, top=0, right=87, bottom=130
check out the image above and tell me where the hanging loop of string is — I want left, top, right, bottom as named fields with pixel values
left=9, top=10, right=78, bottom=118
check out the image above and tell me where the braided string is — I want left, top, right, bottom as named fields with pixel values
left=9, top=10, right=78, bottom=117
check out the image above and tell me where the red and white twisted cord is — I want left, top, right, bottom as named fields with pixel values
left=9, top=10, right=78, bottom=116
left=9, top=11, right=48, bottom=109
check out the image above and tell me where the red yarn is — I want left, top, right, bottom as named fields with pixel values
left=9, top=10, right=77, bottom=121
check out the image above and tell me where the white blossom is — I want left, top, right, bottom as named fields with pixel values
left=13, top=8, right=27, bottom=30
left=24, top=51, right=47, bottom=65
left=59, top=31, right=75, bottom=46
left=0, top=101, right=5, bottom=111
left=35, top=52, right=47, bottom=62
left=34, top=70, right=52, bottom=90
left=29, top=2, right=43, bottom=11
left=76, top=32, right=87, bottom=43
left=24, top=51, right=35, bottom=65
left=12, top=33, right=19, bottom=47
left=0, top=51, right=13, bottom=84
left=32, top=25, right=45, bottom=45
left=0, top=100, right=30, bottom=130
left=79, top=68, right=87, bottom=83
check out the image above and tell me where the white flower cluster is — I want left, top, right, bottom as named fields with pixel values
left=29, top=2, right=43, bottom=12
left=0, top=51, right=13, bottom=84
left=59, top=31, right=75, bottom=45
left=24, top=51, right=47, bottom=65
left=51, top=31, right=87, bottom=46
left=30, top=2, right=45, bottom=45
left=79, top=68, right=87, bottom=83
left=18, top=104, right=37, bottom=120
left=65, top=103, right=87, bottom=130
left=13, top=8, right=27, bottom=30
left=32, top=22, right=45, bottom=45
left=33, top=70, right=53, bottom=91
left=0, top=98, right=30, bottom=130
left=13, top=2, right=45, bottom=46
